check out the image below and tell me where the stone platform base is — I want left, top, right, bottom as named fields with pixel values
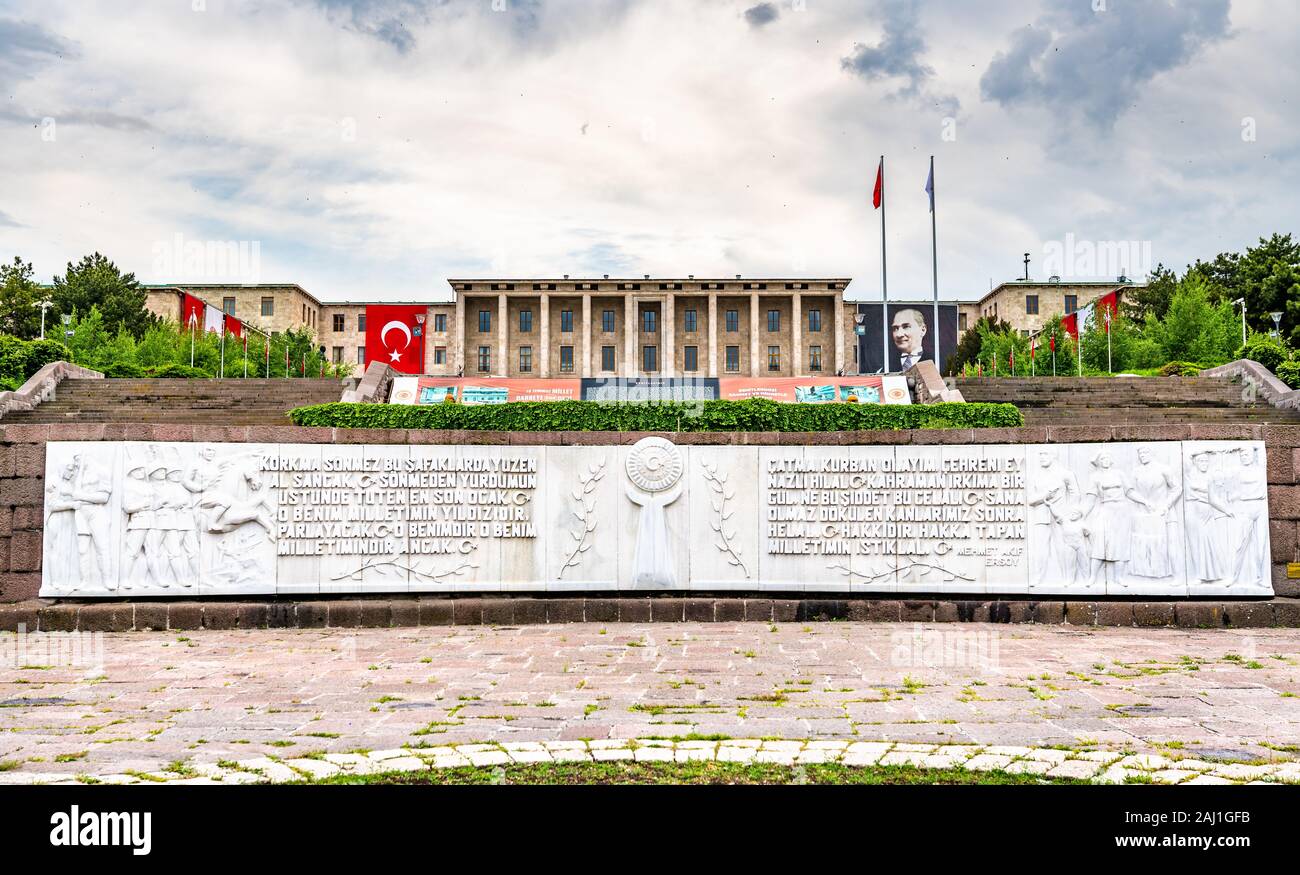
left=1, top=596, right=1296, bottom=632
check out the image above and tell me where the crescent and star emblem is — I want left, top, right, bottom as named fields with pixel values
left=380, top=320, right=412, bottom=362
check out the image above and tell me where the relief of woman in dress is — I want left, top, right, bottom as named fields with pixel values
left=1082, top=450, right=1132, bottom=589
left=1184, top=450, right=1234, bottom=584
left=1125, top=446, right=1181, bottom=580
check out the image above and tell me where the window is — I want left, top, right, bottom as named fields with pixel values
left=333, top=314, right=345, bottom=332
left=601, top=345, right=615, bottom=371
left=642, top=310, right=656, bottom=334
left=958, top=313, right=967, bottom=331
left=725, top=309, right=739, bottom=332
left=358, top=314, right=367, bottom=332
left=434, top=347, right=446, bottom=365
left=332, top=346, right=343, bottom=364
left=561, top=309, right=573, bottom=333
left=478, top=310, right=492, bottom=332
left=808, top=308, right=822, bottom=332
left=602, top=309, right=616, bottom=333
left=684, top=345, right=698, bottom=372
left=1065, top=295, right=1078, bottom=315
left=725, top=345, right=740, bottom=372
left=519, top=346, right=532, bottom=372
left=768, top=345, right=781, bottom=371
left=261, top=297, right=274, bottom=317
left=519, top=308, right=533, bottom=333
left=767, top=310, right=780, bottom=332
left=643, top=345, right=657, bottom=371
left=433, top=314, right=445, bottom=332
left=809, top=345, right=822, bottom=371
left=684, top=309, right=697, bottom=332
left=478, top=346, right=491, bottom=373
left=560, top=346, right=574, bottom=372
left=1026, top=294, right=1039, bottom=315
left=357, top=347, right=366, bottom=365
left=223, top=297, right=236, bottom=316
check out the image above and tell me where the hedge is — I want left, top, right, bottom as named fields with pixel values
left=288, top=398, right=1024, bottom=432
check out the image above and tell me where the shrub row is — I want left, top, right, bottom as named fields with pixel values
left=288, top=398, right=1024, bottom=432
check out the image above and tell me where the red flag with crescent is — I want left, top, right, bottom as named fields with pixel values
left=365, top=304, right=426, bottom=374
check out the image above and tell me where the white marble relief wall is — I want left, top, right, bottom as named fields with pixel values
left=40, top=439, right=1273, bottom=598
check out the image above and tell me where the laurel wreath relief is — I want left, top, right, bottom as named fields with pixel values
left=559, top=457, right=606, bottom=578
left=701, top=460, right=748, bottom=578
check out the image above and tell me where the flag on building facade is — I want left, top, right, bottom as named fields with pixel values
left=204, top=305, right=223, bottom=335
left=364, top=304, right=426, bottom=375
left=182, top=293, right=204, bottom=328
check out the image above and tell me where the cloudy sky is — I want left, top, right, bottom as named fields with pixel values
left=0, top=0, right=1295, bottom=303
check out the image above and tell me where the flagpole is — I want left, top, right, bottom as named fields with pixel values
left=928, top=155, right=940, bottom=371
left=220, top=328, right=226, bottom=379
left=879, top=156, right=889, bottom=374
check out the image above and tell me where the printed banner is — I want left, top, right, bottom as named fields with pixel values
left=855, top=302, right=960, bottom=375
left=717, top=376, right=910, bottom=405
left=390, top=377, right=582, bottom=405
left=391, top=376, right=908, bottom=404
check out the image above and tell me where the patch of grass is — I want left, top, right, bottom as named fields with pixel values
left=0, top=759, right=19, bottom=772
left=302, top=731, right=340, bottom=739
left=54, top=751, right=87, bottom=763
left=293, top=760, right=1088, bottom=786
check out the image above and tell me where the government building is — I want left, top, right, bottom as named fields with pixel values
left=147, top=276, right=862, bottom=378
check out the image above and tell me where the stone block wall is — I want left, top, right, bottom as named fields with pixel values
left=2, top=421, right=1298, bottom=602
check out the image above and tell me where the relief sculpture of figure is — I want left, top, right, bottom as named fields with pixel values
left=1184, top=450, right=1234, bottom=584
left=1231, top=447, right=1268, bottom=587
left=1082, top=451, right=1132, bottom=589
left=71, top=454, right=112, bottom=589
left=43, top=459, right=83, bottom=589
left=1125, top=447, right=1181, bottom=579
left=1028, top=451, right=1081, bottom=585
left=121, top=456, right=159, bottom=590
left=201, top=455, right=274, bottom=536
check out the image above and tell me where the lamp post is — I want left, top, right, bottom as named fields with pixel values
left=60, top=313, right=72, bottom=341
left=1271, top=311, right=1283, bottom=340
left=1235, top=298, right=1246, bottom=347
left=35, top=300, right=53, bottom=339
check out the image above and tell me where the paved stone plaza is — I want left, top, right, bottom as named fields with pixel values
left=2, top=622, right=1299, bottom=784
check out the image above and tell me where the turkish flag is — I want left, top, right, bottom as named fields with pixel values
left=182, top=293, right=205, bottom=329
left=224, top=314, right=242, bottom=339
left=365, top=304, right=426, bottom=374
left=1061, top=313, right=1079, bottom=339
left=1049, top=333, right=1055, bottom=352
left=872, top=158, right=883, bottom=209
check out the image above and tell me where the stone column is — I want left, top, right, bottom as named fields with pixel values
left=539, top=293, right=550, bottom=378
left=497, top=292, right=508, bottom=377
left=663, top=293, right=675, bottom=378
left=792, top=291, right=802, bottom=377
left=624, top=296, right=637, bottom=377
left=454, top=292, right=466, bottom=375
left=749, top=293, right=760, bottom=377
left=581, top=293, right=592, bottom=378
left=707, top=292, right=718, bottom=378
left=834, top=299, right=846, bottom=376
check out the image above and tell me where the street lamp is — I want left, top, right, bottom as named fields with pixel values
left=61, top=313, right=73, bottom=340
left=1271, top=311, right=1283, bottom=340
left=1234, top=298, right=1246, bottom=347
left=35, top=300, right=53, bottom=339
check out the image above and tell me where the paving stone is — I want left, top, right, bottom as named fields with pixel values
left=284, top=758, right=340, bottom=779
left=1045, top=760, right=1101, bottom=780
left=963, top=754, right=1014, bottom=772
left=1183, top=774, right=1235, bottom=785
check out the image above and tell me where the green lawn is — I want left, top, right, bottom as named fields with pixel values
left=297, top=761, right=1087, bottom=786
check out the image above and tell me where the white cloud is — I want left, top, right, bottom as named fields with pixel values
left=0, top=0, right=1295, bottom=305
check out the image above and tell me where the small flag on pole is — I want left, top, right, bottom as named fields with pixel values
left=924, top=163, right=934, bottom=213
left=872, top=158, right=883, bottom=210
left=1049, top=332, right=1056, bottom=352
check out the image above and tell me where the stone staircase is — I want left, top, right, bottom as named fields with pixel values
left=954, top=376, right=1300, bottom=426
left=1, top=379, right=342, bottom=426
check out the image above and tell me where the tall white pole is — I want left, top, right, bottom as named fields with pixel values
left=1237, top=298, right=1246, bottom=347
left=928, top=155, right=940, bottom=371
left=880, top=156, right=889, bottom=373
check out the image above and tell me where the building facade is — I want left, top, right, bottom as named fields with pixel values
left=148, top=277, right=861, bottom=378
left=961, top=279, right=1143, bottom=337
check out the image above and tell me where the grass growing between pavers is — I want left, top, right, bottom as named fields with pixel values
left=296, top=761, right=1089, bottom=786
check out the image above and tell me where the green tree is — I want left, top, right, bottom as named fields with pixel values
left=0, top=257, right=44, bottom=338
left=1125, top=263, right=1178, bottom=322
left=1145, top=274, right=1239, bottom=366
left=947, top=316, right=1011, bottom=376
left=50, top=252, right=155, bottom=338
left=1235, top=233, right=1300, bottom=345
